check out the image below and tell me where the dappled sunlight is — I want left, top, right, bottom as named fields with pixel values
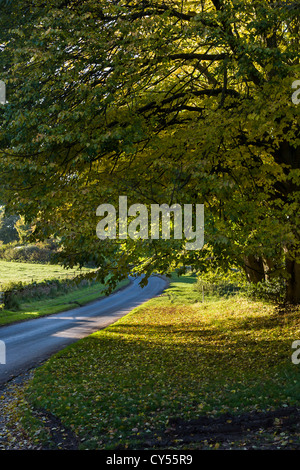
left=19, top=276, right=300, bottom=450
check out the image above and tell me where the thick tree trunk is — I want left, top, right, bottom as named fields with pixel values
left=285, top=258, right=300, bottom=304
left=243, top=255, right=265, bottom=284
left=271, top=140, right=300, bottom=304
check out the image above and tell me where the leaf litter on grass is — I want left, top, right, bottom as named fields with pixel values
left=2, top=279, right=300, bottom=450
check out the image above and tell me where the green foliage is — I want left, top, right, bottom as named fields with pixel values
left=0, top=242, right=55, bottom=263
left=245, top=279, right=286, bottom=304
left=193, top=267, right=286, bottom=303
left=15, top=215, right=32, bottom=244
left=3, top=277, right=82, bottom=310
left=0, top=208, right=19, bottom=244
left=194, top=267, right=246, bottom=299
left=0, top=1, right=299, bottom=300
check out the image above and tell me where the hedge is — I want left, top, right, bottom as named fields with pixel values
left=1, top=274, right=95, bottom=310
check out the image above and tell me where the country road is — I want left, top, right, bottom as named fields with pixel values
left=0, top=275, right=168, bottom=386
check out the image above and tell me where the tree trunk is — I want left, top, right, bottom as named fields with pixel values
left=285, top=258, right=300, bottom=304
left=263, top=257, right=275, bottom=282
left=243, top=255, right=265, bottom=284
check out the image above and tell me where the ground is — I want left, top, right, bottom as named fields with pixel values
left=1, top=275, right=299, bottom=451
left=0, top=370, right=299, bottom=451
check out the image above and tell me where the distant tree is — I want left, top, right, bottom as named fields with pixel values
left=0, top=0, right=299, bottom=302
left=0, top=207, right=19, bottom=244
left=15, top=215, right=32, bottom=244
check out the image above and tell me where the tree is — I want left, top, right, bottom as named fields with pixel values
left=15, top=215, right=32, bottom=244
left=0, top=207, right=19, bottom=244
left=0, top=0, right=299, bottom=301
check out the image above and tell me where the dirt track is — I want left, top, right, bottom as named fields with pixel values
left=145, top=406, right=300, bottom=450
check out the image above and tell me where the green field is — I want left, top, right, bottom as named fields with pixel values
left=0, top=260, right=93, bottom=287
left=5, top=274, right=299, bottom=450
left=0, top=260, right=129, bottom=326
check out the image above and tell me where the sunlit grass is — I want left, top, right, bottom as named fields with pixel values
left=0, top=278, right=129, bottom=326
left=0, top=260, right=92, bottom=286
left=18, top=274, right=300, bottom=450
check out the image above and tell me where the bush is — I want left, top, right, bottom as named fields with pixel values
left=1, top=274, right=94, bottom=310
left=244, top=278, right=286, bottom=303
left=3, top=292, right=21, bottom=310
left=194, top=268, right=246, bottom=300
left=0, top=241, right=57, bottom=264
left=194, top=268, right=286, bottom=304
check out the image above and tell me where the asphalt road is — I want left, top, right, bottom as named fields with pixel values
left=0, top=275, right=168, bottom=386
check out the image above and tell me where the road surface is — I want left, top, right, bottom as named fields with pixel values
left=0, top=275, right=168, bottom=385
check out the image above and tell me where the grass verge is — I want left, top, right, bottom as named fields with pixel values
left=0, top=278, right=130, bottom=326
left=3, top=273, right=300, bottom=450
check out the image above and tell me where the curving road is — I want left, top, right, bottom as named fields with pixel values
left=0, top=275, right=168, bottom=386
